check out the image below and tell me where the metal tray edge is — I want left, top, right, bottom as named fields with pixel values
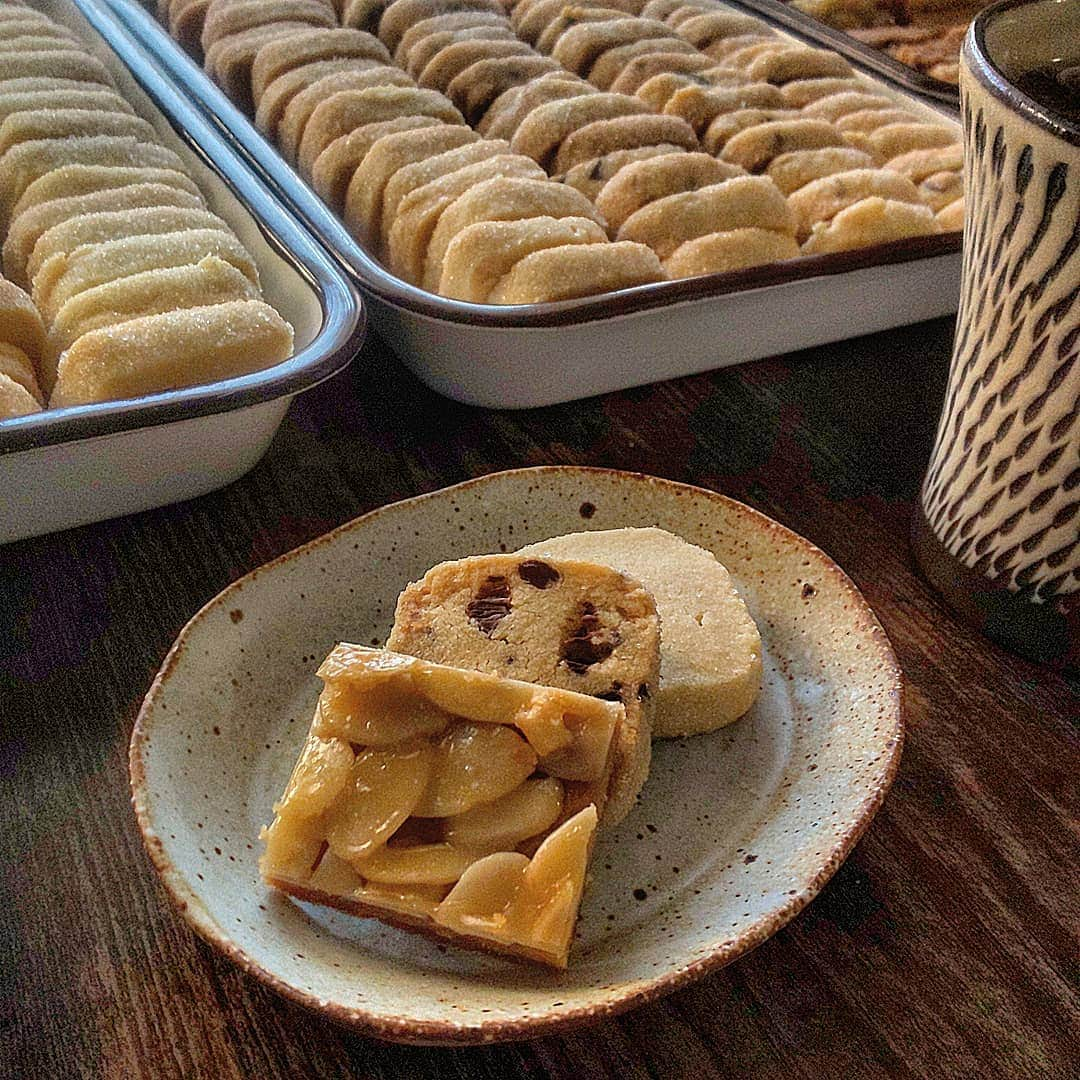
left=108, top=0, right=963, bottom=331
left=0, top=0, right=366, bottom=458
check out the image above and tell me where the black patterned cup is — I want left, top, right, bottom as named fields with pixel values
left=912, top=0, right=1079, bottom=669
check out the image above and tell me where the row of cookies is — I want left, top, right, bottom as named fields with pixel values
left=169, top=3, right=667, bottom=301
left=514, top=0, right=963, bottom=245
left=0, top=275, right=44, bottom=417
left=0, top=1, right=292, bottom=416
left=364, top=0, right=811, bottom=275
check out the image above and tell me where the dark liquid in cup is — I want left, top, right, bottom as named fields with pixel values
left=1010, top=57, right=1080, bottom=120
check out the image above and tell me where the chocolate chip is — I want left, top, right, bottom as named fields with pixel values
left=637, top=683, right=650, bottom=701
left=466, top=576, right=511, bottom=635
left=802, top=582, right=816, bottom=599
left=579, top=501, right=596, bottom=518
left=596, top=689, right=622, bottom=702
left=561, top=601, right=620, bottom=674
left=518, top=559, right=561, bottom=590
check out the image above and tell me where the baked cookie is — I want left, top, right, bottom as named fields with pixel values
left=701, top=107, right=799, bottom=155
left=720, top=117, right=847, bottom=172
left=779, top=75, right=862, bottom=107
left=0, top=277, right=46, bottom=372
left=885, top=144, right=963, bottom=183
left=663, top=83, right=786, bottom=133
left=746, top=45, right=852, bottom=85
left=480, top=76, right=598, bottom=140
left=664, top=225, right=800, bottom=277
left=0, top=340, right=42, bottom=406
left=553, top=113, right=698, bottom=172
left=608, top=51, right=711, bottom=95
left=402, top=26, right=518, bottom=80
left=556, top=143, right=685, bottom=200
left=936, top=198, right=964, bottom=232
left=587, top=37, right=700, bottom=90
left=865, top=122, right=957, bottom=162
left=519, top=528, right=763, bottom=736
left=803, top=90, right=895, bottom=122
left=417, top=39, right=534, bottom=92
left=766, top=145, right=875, bottom=194
left=388, top=553, right=661, bottom=824
left=786, top=167, right=922, bottom=240
left=801, top=195, right=940, bottom=254
left=446, top=55, right=564, bottom=125
left=377, top=0, right=506, bottom=52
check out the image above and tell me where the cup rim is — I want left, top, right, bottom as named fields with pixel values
left=965, top=0, right=1080, bottom=146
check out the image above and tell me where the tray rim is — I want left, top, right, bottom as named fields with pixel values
left=108, top=0, right=963, bottom=331
left=129, top=465, right=905, bottom=1046
left=0, top=0, right=366, bottom=457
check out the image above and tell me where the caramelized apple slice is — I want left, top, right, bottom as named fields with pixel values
left=259, top=812, right=327, bottom=882
left=275, top=734, right=353, bottom=818
left=445, top=777, right=564, bottom=850
left=413, top=722, right=537, bottom=817
left=539, top=712, right=615, bottom=782
left=435, top=851, right=530, bottom=932
left=309, top=848, right=364, bottom=894
left=314, top=680, right=451, bottom=745
left=324, top=740, right=434, bottom=862
left=353, top=842, right=483, bottom=885
left=356, top=881, right=448, bottom=918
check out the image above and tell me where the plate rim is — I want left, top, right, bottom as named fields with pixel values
left=129, top=466, right=904, bottom=1045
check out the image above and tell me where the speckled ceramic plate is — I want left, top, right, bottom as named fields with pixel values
left=131, top=467, right=903, bottom=1044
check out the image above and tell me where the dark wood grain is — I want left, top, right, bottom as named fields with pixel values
left=1, top=319, right=1076, bottom=1080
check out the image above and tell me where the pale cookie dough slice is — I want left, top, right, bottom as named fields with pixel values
left=779, top=76, right=862, bottom=107
left=314, top=116, right=449, bottom=212
left=388, top=553, right=661, bottom=825
left=40, top=229, right=260, bottom=321
left=488, top=240, right=663, bottom=302
left=278, top=66, right=416, bottom=163
left=0, top=109, right=157, bottom=159
left=0, top=277, right=46, bottom=374
left=418, top=39, right=534, bottom=93
left=617, top=174, right=794, bottom=259
left=28, top=207, right=235, bottom=308
left=395, top=10, right=511, bottom=67
left=721, top=117, right=847, bottom=172
left=787, top=167, right=922, bottom=241
left=746, top=46, right=852, bottom=85
left=609, top=51, right=711, bottom=96
left=0, top=370, right=40, bottom=418
left=803, top=90, right=895, bottom=122
left=5, top=183, right=205, bottom=288
left=594, top=151, right=745, bottom=231
left=11, top=165, right=200, bottom=222
left=766, top=145, right=875, bottom=194
left=554, top=113, right=698, bottom=172
left=50, top=299, right=293, bottom=407
left=422, top=176, right=604, bottom=289
left=378, top=0, right=506, bottom=52
left=447, top=55, right=564, bottom=126
left=0, top=137, right=188, bottom=231
left=0, top=89, right=135, bottom=126
left=865, top=123, right=957, bottom=162
left=509, top=92, right=652, bottom=169
left=587, top=37, right=700, bottom=91
left=403, top=26, right=518, bottom=80
left=801, top=195, right=940, bottom=254
left=45, top=256, right=258, bottom=383
left=260, top=645, right=621, bottom=968
left=519, top=528, right=763, bottom=736
left=701, top=107, right=799, bottom=155
left=343, top=123, right=479, bottom=240
left=438, top=215, right=607, bottom=301
left=251, top=27, right=390, bottom=104
left=557, top=143, right=684, bottom=200
left=380, top=138, right=514, bottom=242
left=298, top=86, right=464, bottom=177
left=0, top=341, right=42, bottom=405
left=885, top=144, right=963, bottom=183
left=936, top=198, right=964, bottom=232
left=664, top=226, right=800, bottom=277
left=663, top=83, right=785, bottom=134
left=255, top=59, right=383, bottom=137
left=480, top=76, right=598, bottom=140
left=386, top=155, right=546, bottom=284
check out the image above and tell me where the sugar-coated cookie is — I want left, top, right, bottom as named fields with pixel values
left=801, top=195, right=940, bottom=254
left=664, top=225, right=800, bottom=277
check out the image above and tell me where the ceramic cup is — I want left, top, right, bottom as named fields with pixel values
left=912, top=0, right=1079, bottom=669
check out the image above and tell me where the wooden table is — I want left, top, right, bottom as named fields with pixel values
left=3, top=319, right=1076, bottom=1080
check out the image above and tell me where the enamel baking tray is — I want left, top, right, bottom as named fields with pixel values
left=0, top=0, right=365, bottom=545
left=731, top=0, right=961, bottom=104
left=112, top=0, right=961, bottom=409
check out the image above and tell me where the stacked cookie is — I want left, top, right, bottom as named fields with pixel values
left=0, top=275, right=44, bottom=418
left=0, top=2, right=293, bottom=414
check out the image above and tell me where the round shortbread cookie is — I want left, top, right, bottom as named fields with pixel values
left=395, top=11, right=511, bottom=66
left=608, top=51, right=711, bottom=95
left=674, top=10, right=763, bottom=49
left=885, top=143, right=963, bottom=183
left=386, top=553, right=661, bottom=825
left=251, top=27, right=390, bottom=104
left=635, top=70, right=710, bottom=109
left=801, top=195, right=940, bottom=254
left=0, top=109, right=156, bottom=160
left=480, top=75, right=598, bottom=140
left=340, top=0, right=390, bottom=33
left=556, top=143, right=683, bottom=201
left=787, top=167, right=922, bottom=240
left=418, top=39, right=534, bottom=93
left=0, top=277, right=46, bottom=367
left=616, top=174, right=794, bottom=259
left=586, top=36, right=700, bottom=90
left=663, top=82, right=785, bottom=133
left=168, top=0, right=211, bottom=52
left=595, top=151, right=745, bottom=231
left=404, top=27, right=517, bottom=80
left=835, top=107, right=920, bottom=134
left=378, top=0, right=505, bottom=52
left=720, top=117, right=847, bottom=172
left=766, top=145, right=876, bottom=194
left=553, top=113, right=698, bottom=173
left=438, top=215, right=607, bottom=301
left=0, top=341, right=42, bottom=404
left=663, top=225, right=800, bottom=277
left=39, top=229, right=260, bottom=321
left=446, top=55, right=564, bottom=126
left=204, top=22, right=319, bottom=111
left=535, top=9, right=630, bottom=56
left=200, top=0, right=334, bottom=51
left=255, top=58, right=384, bottom=136
left=865, top=123, right=957, bottom=162
left=746, top=45, right=852, bottom=85
left=509, top=92, right=652, bottom=169
left=386, top=155, right=547, bottom=283
left=779, top=76, right=862, bottom=107
left=550, top=19, right=681, bottom=77
left=917, top=170, right=963, bottom=212
left=0, top=369, right=41, bottom=418
left=50, top=299, right=293, bottom=408
left=313, top=116, right=448, bottom=211
left=803, top=90, right=896, bottom=122
left=701, top=107, right=799, bottom=154
left=0, top=51, right=114, bottom=89
left=700, top=32, right=776, bottom=63
left=422, top=176, right=604, bottom=289
left=936, top=198, right=963, bottom=231
left=342, top=123, right=479, bottom=240
left=0, top=89, right=135, bottom=127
